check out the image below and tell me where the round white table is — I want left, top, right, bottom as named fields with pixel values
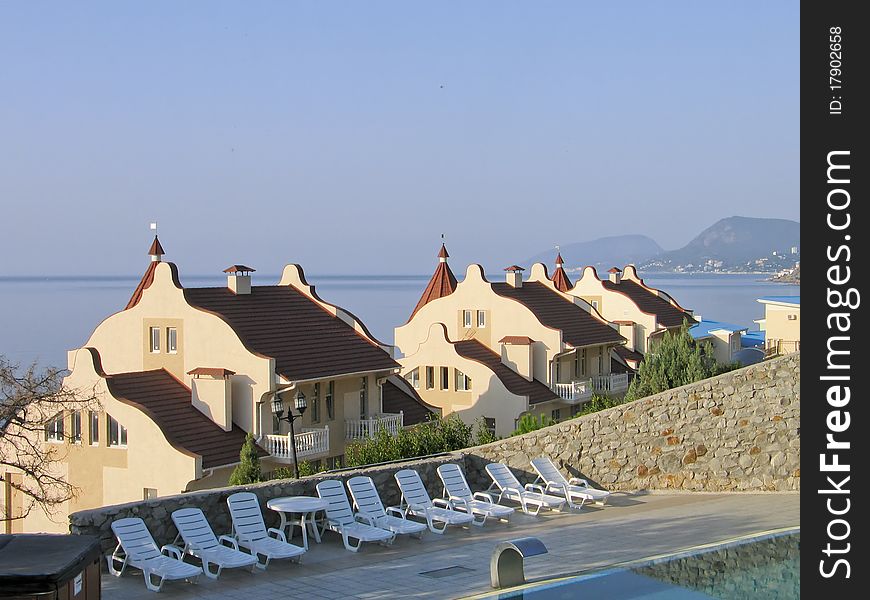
left=267, top=496, right=330, bottom=550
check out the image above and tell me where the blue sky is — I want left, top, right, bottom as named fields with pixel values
left=0, top=2, right=798, bottom=276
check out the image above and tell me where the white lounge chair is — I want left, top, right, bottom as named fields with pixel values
left=107, top=517, right=202, bottom=592
left=437, top=463, right=514, bottom=526
left=226, top=492, right=306, bottom=569
left=316, top=479, right=396, bottom=552
left=394, top=469, right=475, bottom=534
left=347, top=476, right=428, bottom=538
left=531, top=456, right=611, bottom=509
left=485, top=462, right=566, bottom=515
left=171, top=507, right=259, bottom=579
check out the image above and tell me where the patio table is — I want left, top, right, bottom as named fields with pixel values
left=267, top=496, right=330, bottom=551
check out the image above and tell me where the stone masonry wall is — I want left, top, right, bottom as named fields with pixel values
left=71, top=355, right=798, bottom=552
left=464, top=353, right=800, bottom=493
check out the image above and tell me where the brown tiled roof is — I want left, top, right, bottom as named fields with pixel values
left=148, top=236, right=165, bottom=256
left=551, top=266, right=572, bottom=292
left=125, top=261, right=158, bottom=310
left=504, top=265, right=525, bottom=272
left=492, top=282, right=625, bottom=348
left=106, top=369, right=257, bottom=469
left=410, top=248, right=458, bottom=318
left=614, top=345, right=643, bottom=364
left=381, top=375, right=439, bottom=426
left=608, top=267, right=622, bottom=273
left=498, top=336, right=535, bottom=345
left=184, top=285, right=398, bottom=381
left=223, top=265, right=256, bottom=273
left=187, top=367, right=236, bottom=378
left=601, top=279, right=694, bottom=328
left=454, top=340, right=558, bottom=405
left=613, top=320, right=635, bottom=326
left=555, top=253, right=564, bottom=266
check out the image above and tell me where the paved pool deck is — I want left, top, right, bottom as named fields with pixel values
left=101, top=491, right=799, bottom=600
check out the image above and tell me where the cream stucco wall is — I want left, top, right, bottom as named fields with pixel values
left=761, top=303, right=801, bottom=347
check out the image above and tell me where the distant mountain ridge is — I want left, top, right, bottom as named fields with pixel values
left=526, top=235, right=663, bottom=270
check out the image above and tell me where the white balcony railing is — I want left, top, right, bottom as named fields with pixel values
left=552, top=380, right=593, bottom=403
left=264, top=426, right=329, bottom=461
left=345, top=412, right=403, bottom=440
left=592, top=372, right=630, bottom=394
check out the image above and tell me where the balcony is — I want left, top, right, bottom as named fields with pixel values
left=552, top=380, right=593, bottom=404
left=264, top=426, right=329, bottom=461
left=591, top=372, right=630, bottom=394
left=345, top=412, right=403, bottom=440
left=765, top=339, right=800, bottom=357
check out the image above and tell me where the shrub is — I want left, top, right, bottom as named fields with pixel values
left=511, top=413, right=552, bottom=436
left=228, top=433, right=261, bottom=485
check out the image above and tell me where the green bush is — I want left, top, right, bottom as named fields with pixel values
left=473, top=417, right=498, bottom=445
left=270, top=460, right=323, bottom=480
left=573, top=393, right=626, bottom=417
left=228, top=433, right=261, bottom=485
left=511, top=413, right=552, bottom=436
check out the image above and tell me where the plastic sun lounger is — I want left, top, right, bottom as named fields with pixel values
left=394, top=469, right=475, bottom=534
left=316, top=479, right=396, bottom=552
left=171, top=507, right=259, bottom=579
left=226, top=492, right=306, bottom=569
left=107, top=517, right=202, bottom=592
left=530, top=456, right=611, bottom=509
left=346, top=476, right=428, bottom=538
left=437, top=463, right=514, bottom=526
left=485, top=463, right=567, bottom=515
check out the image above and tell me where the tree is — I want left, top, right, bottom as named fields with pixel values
left=1, top=356, right=100, bottom=522
left=624, top=324, right=738, bottom=402
left=228, top=433, right=261, bottom=485
left=510, top=413, right=553, bottom=436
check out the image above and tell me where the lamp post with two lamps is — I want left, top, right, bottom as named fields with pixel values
left=271, top=390, right=307, bottom=479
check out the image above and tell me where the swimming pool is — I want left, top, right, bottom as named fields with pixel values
left=473, top=528, right=799, bottom=599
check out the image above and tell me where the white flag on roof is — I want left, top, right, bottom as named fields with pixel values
left=150, top=222, right=158, bottom=230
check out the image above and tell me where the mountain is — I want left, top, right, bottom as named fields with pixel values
left=640, top=216, right=800, bottom=272
left=526, top=235, right=663, bottom=270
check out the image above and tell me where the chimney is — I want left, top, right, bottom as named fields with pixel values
left=224, top=265, right=255, bottom=295
left=608, top=267, right=622, bottom=284
left=499, top=336, right=534, bottom=380
left=188, top=368, right=235, bottom=431
left=504, top=265, right=525, bottom=287
left=148, top=236, right=165, bottom=263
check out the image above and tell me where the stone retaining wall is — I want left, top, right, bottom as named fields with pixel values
left=464, top=353, right=800, bottom=493
left=70, top=354, right=799, bottom=552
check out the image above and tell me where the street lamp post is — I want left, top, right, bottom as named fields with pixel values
left=271, top=390, right=308, bottom=479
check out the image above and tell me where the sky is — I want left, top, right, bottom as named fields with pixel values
left=0, top=2, right=799, bottom=277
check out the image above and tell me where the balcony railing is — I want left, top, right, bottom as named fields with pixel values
left=552, top=380, right=593, bottom=404
left=264, top=426, right=329, bottom=461
left=345, top=412, right=403, bottom=440
left=765, top=339, right=800, bottom=357
left=592, top=372, right=630, bottom=394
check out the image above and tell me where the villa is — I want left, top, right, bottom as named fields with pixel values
left=394, top=246, right=626, bottom=437
left=3, top=238, right=434, bottom=533
left=756, top=296, right=800, bottom=356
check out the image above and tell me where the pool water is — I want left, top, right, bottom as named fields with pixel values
left=487, top=531, right=799, bottom=599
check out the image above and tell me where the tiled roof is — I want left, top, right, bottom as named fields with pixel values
left=125, top=261, right=159, bottom=310
left=410, top=249, right=458, bottom=318
left=551, top=266, right=572, bottom=292
left=184, top=285, right=399, bottom=381
left=601, top=279, right=694, bottom=328
left=381, top=375, right=439, bottom=426
left=498, top=336, right=535, bottom=345
left=503, top=265, right=525, bottom=272
left=106, top=369, right=256, bottom=469
left=491, top=282, right=625, bottom=347
left=187, top=367, right=236, bottom=378
left=223, top=265, right=256, bottom=273
left=454, top=340, right=559, bottom=405
left=148, top=236, right=165, bottom=256
left=614, top=345, right=643, bottom=364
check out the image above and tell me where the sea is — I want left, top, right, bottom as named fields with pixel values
left=0, top=273, right=798, bottom=370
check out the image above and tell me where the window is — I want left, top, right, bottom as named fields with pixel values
left=406, top=368, right=420, bottom=389
left=597, top=351, right=603, bottom=373
left=483, top=417, right=496, bottom=438
left=107, top=415, right=127, bottom=447
left=149, top=327, right=160, bottom=353
left=551, top=409, right=561, bottom=422
left=425, top=366, right=435, bottom=390
left=359, top=377, right=368, bottom=420
left=71, top=411, right=82, bottom=444
left=326, top=381, right=335, bottom=420
left=45, top=413, right=64, bottom=442
left=144, top=488, right=158, bottom=500
left=575, top=349, right=587, bottom=377
left=166, top=327, right=177, bottom=353
left=440, top=367, right=449, bottom=390
left=312, top=383, right=321, bottom=423
left=463, top=310, right=473, bottom=328
left=455, top=369, right=471, bottom=391
left=555, top=360, right=561, bottom=382
left=477, top=310, right=486, bottom=328
left=89, top=411, right=100, bottom=446
left=591, top=300, right=600, bottom=311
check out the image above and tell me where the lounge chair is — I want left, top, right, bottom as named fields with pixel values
left=531, top=456, right=611, bottom=509
left=226, top=492, right=306, bottom=569
left=394, top=469, right=475, bottom=534
left=437, top=463, right=514, bottom=526
left=316, top=479, right=396, bottom=552
left=485, top=462, right=566, bottom=515
left=171, top=507, right=259, bottom=579
left=346, top=476, right=428, bottom=538
left=107, top=517, right=202, bottom=592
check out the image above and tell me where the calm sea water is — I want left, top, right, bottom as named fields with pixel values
left=0, top=272, right=798, bottom=370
